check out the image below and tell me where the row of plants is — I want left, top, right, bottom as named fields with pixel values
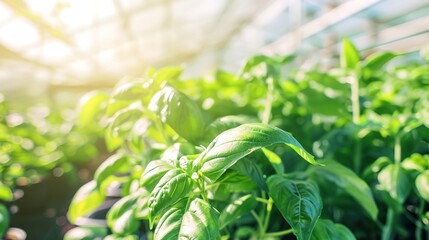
left=0, top=96, right=103, bottom=238
left=49, top=40, right=429, bottom=239
left=66, top=39, right=429, bottom=240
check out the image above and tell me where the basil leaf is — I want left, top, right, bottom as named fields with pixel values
left=94, top=153, right=128, bottom=189
left=194, top=123, right=320, bottom=181
left=68, top=181, right=105, bottom=224
left=311, top=219, right=355, bottom=240
left=0, top=183, right=12, bottom=202
left=148, top=169, right=193, bottom=223
left=416, top=170, right=429, bottom=202
left=0, top=204, right=9, bottom=238
left=107, top=193, right=139, bottom=235
left=341, top=38, right=360, bottom=69
left=219, top=194, right=257, bottom=229
left=267, top=175, right=322, bottom=240
left=154, top=198, right=220, bottom=240
left=308, top=160, right=378, bottom=220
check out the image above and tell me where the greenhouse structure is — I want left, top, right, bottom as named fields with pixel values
left=0, top=0, right=428, bottom=239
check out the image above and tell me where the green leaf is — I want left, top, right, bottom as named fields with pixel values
left=107, top=193, right=139, bottom=235
left=311, top=219, right=355, bottom=240
left=68, top=181, right=105, bottom=224
left=363, top=52, right=398, bottom=71
left=148, top=169, right=193, bottom=222
left=378, top=164, right=411, bottom=204
left=267, top=175, right=322, bottom=240
left=111, top=80, right=150, bottom=101
left=94, top=153, right=128, bottom=189
left=0, top=182, right=13, bottom=202
left=341, top=38, right=360, bottom=69
left=64, top=227, right=107, bottom=240
left=232, top=158, right=267, bottom=191
left=104, top=234, right=139, bottom=240
left=154, top=66, right=183, bottom=83
left=262, top=148, right=284, bottom=174
left=77, top=91, right=109, bottom=127
left=402, top=154, right=429, bottom=173
left=154, top=198, right=220, bottom=240
left=194, top=123, right=320, bottom=181
left=308, top=160, right=378, bottom=220
left=0, top=204, right=9, bottom=238
left=149, top=86, right=206, bottom=143
left=105, top=106, right=144, bottom=151
left=302, top=88, right=348, bottom=116
left=219, top=194, right=257, bottom=229
left=140, top=160, right=175, bottom=192
left=416, top=170, right=429, bottom=202
left=154, top=208, right=183, bottom=239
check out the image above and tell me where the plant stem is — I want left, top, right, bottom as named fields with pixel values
left=251, top=210, right=264, bottom=236
left=383, top=135, right=402, bottom=240
left=264, top=229, right=294, bottom=238
left=262, top=198, right=273, bottom=234
left=262, top=77, right=274, bottom=124
left=394, top=135, right=401, bottom=164
left=382, top=208, right=395, bottom=240
left=416, top=199, right=425, bottom=240
left=351, top=74, right=360, bottom=124
left=197, top=179, right=209, bottom=202
left=351, top=73, right=362, bottom=173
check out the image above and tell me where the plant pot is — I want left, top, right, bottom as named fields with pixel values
left=3, top=227, right=26, bottom=240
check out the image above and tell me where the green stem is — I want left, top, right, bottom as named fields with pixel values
left=382, top=135, right=402, bottom=240
left=416, top=199, right=425, bottom=240
left=197, top=179, right=209, bottom=202
left=262, top=198, right=273, bottom=234
left=351, top=73, right=362, bottom=173
left=262, top=77, right=274, bottom=124
left=264, top=229, right=294, bottom=238
left=394, top=135, right=401, bottom=164
left=382, top=208, right=396, bottom=240
left=251, top=210, right=264, bottom=236
left=351, top=73, right=360, bottom=124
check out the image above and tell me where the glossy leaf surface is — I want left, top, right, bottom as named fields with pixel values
left=195, top=123, right=319, bottom=181
left=267, top=175, right=322, bottom=240
left=308, top=160, right=378, bottom=220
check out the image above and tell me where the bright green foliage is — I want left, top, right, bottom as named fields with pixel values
left=308, top=160, right=378, bottom=220
left=107, top=193, right=140, bottom=236
left=68, top=180, right=105, bottom=223
left=63, top=226, right=107, bottom=240
left=378, top=164, right=411, bottom=205
left=0, top=204, right=9, bottom=238
left=267, top=175, right=322, bottom=240
left=77, top=91, right=109, bottom=127
left=311, top=219, right=355, bottom=240
left=154, top=198, right=219, bottom=240
left=416, top=171, right=429, bottom=202
left=66, top=43, right=429, bottom=239
left=149, top=86, right=206, bottom=143
left=148, top=169, right=193, bottom=223
left=0, top=183, right=13, bottom=202
left=218, top=194, right=257, bottom=229
left=194, top=123, right=320, bottom=181
left=341, top=38, right=360, bottom=69
left=363, top=52, right=398, bottom=71
left=94, top=153, right=128, bottom=189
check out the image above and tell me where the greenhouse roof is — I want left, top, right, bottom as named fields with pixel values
left=0, top=0, right=428, bottom=98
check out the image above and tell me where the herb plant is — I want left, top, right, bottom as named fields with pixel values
left=67, top=53, right=388, bottom=239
